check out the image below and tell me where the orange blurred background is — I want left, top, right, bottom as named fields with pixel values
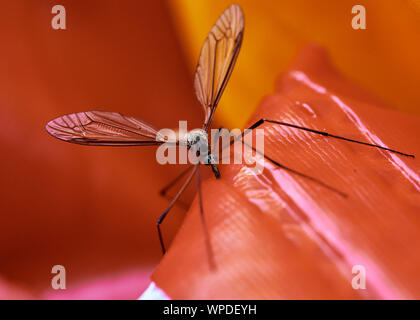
left=0, top=0, right=419, bottom=299
left=170, top=0, right=420, bottom=128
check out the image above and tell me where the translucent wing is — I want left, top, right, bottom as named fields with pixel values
left=194, top=4, right=244, bottom=130
left=46, top=111, right=165, bottom=146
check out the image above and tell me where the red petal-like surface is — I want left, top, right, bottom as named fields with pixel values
left=152, top=45, right=420, bottom=299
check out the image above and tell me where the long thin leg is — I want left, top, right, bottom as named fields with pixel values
left=196, top=164, right=216, bottom=270
left=220, top=125, right=347, bottom=197
left=159, top=166, right=193, bottom=209
left=249, top=119, right=415, bottom=158
left=242, top=140, right=347, bottom=197
left=157, top=166, right=198, bottom=254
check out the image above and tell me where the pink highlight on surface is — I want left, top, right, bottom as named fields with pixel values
left=291, top=70, right=420, bottom=192
left=233, top=166, right=287, bottom=214
left=241, top=156, right=404, bottom=299
left=43, top=269, right=153, bottom=300
left=331, top=94, right=420, bottom=192
left=290, top=71, right=327, bottom=94
left=241, top=70, right=419, bottom=298
left=300, top=102, right=317, bottom=118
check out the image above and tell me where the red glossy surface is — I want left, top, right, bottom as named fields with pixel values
left=152, top=45, right=420, bottom=299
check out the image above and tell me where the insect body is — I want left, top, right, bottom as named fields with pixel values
left=183, top=129, right=220, bottom=177
left=47, top=4, right=244, bottom=259
left=46, top=4, right=413, bottom=264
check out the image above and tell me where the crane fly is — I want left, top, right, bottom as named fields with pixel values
left=46, top=4, right=414, bottom=268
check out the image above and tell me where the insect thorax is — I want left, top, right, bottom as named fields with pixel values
left=184, top=129, right=218, bottom=165
left=185, top=129, right=208, bottom=149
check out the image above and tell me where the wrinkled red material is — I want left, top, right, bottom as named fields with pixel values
left=152, top=45, right=420, bottom=299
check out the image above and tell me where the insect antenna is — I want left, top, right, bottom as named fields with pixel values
left=249, top=119, right=415, bottom=158
left=220, top=128, right=348, bottom=197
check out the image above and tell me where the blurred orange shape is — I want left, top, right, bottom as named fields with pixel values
left=152, top=45, right=420, bottom=299
left=169, top=0, right=420, bottom=129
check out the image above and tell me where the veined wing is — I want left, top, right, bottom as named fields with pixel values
left=46, top=111, right=165, bottom=146
left=194, top=4, right=244, bottom=130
